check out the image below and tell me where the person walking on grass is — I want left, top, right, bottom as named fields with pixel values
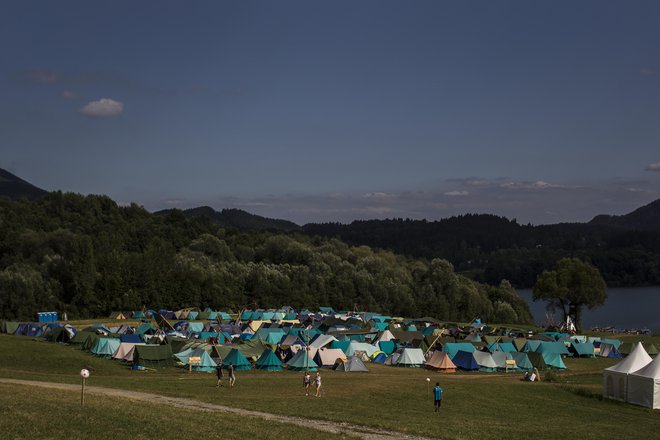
left=228, top=362, right=236, bottom=388
left=303, top=371, right=311, bottom=396
left=314, top=372, right=322, bottom=397
left=433, top=382, right=443, bottom=412
left=215, top=359, right=224, bottom=387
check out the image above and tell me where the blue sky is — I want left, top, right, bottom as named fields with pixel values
left=2, top=1, right=660, bottom=224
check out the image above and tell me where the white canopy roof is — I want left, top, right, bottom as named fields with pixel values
left=630, top=353, right=660, bottom=379
left=604, top=342, right=651, bottom=374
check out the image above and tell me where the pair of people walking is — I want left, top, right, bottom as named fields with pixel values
left=215, top=359, right=236, bottom=388
left=303, top=371, right=322, bottom=397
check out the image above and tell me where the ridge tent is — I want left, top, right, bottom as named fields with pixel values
left=91, top=338, right=121, bottom=357
left=174, top=348, right=217, bottom=372
left=526, top=352, right=548, bottom=371
left=426, top=351, right=456, bottom=373
left=344, top=341, right=379, bottom=358
left=599, top=342, right=622, bottom=358
left=15, top=323, right=43, bottom=337
left=442, top=343, right=476, bottom=359
left=541, top=352, right=566, bottom=370
left=133, top=344, right=175, bottom=368
left=254, top=349, right=283, bottom=371
left=601, top=338, right=622, bottom=349
left=522, top=340, right=542, bottom=353
left=223, top=348, right=251, bottom=371
left=384, top=352, right=401, bottom=366
left=113, top=342, right=146, bottom=362
left=603, top=342, right=652, bottom=401
left=334, top=355, right=369, bottom=372
left=627, top=353, right=660, bottom=409
left=109, top=311, right=127, bottom=320
left=309, top=334, right=338, bottom=349
left=512, top=338, right=527, bottom=352
left=509, top=352, right=533, bottom=372
left=0, top=321, right=20, bottom=334
left=569, top=342, right=595, bottom=358
left=285, top=350, right=318, bottom=371
left=378, top=340, right=396, bottom=355
left=473, top=351, right=498, bottom=372
left=491, top=351, right=516, bottom=371
left=498, top=342, right=517, bottom=352
left=45, top=325, right=77, bottom=343
left=314, top=348, right=347, bottom=367
left=536, top=341, right=570, bottom=356
left=120, top=334, right=142, bottom=343
left=452, top=351, right=480, bottom=371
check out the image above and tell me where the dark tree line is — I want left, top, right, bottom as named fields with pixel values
left=0, top=193, right=532, bottom=323
left=303, top=215, right=660, bottom=287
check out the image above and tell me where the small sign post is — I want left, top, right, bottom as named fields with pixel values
left=80, top=369, right=90, bottom=406
left=426, top=377, right=430, bottom=395
left=188, top=356, right=201, bottom=373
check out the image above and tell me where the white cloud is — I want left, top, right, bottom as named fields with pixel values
left=61, top=90, right=78, bottom=99
left=500, top=180, right=568, bottom=190
left=640, top=68, right=657, bottom=76
left=362, top=192, right=394, bottom=199
left=25, top=69, right=58, bottom=84
left=646, top=162, right=660, bottom=171
left=78, top=98, right=124, bottom=118
left=444, top=190, right=469, bottom=197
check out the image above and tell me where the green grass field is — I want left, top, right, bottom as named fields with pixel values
left=1, top=333, right=658, bottom=439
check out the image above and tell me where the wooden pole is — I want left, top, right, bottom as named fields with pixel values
left=81, top=377, right=86, bottom=406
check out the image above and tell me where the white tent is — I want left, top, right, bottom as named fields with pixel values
left=315, top=348, right=347, bottom=367
left=375, top=329, right=395, bottom=343
left=473, top=350, right=500, bottom=370
left=113, top=342, right=146, bottom=362
left=345, top=341, right=379, bottom=357
left=309, top=334, right=338, bottom=349
left=603, top=342, right=651, bottom=401
left=627, top=353, right=660, bottom=409
left=396, top=348, right=425, bottom=367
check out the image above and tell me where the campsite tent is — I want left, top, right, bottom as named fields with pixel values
left=113, top=343, right=146, bottom=362
left=314, top=348, right=347, bottom=367
left=473, top=350, right=498, bottom=372
left=627, top=354, right=660, bottom=409
left=491, top=351, right=516, bottom=371
left=90, top=338, right=121, bottom=357
left=603, top=342, right=652, bottom=401
left=285, top=350, right=318, bottom=371
left=334, top=356, right=369, bottom=372
left=599, top=342, right=622, bottom=358
left=344, top=341, right=379, bottom=358
left=442, top=343, right=476, bottom=359
left=426, top=351, right=456, bottom=373
left=452, top=350, right=480, bottom=371
left=174, top=348, right=217, bottom=372
left=510, top=352, right=533, bottom=372
left=223, top=348, right=251, bottom=371
left=569, top=342, right=595, bottom=358
left=396, top=348, right=425, bottom=367
left=254, top=349, right=283, bottom=371
left=133, top=344, right=175, bottom=368
left=526, top=352, right=548, bottom=371
left=309, top=334, right=337, bottom=349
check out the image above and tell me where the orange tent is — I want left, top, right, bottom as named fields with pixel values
left=426, top=350, right=457, bottom=373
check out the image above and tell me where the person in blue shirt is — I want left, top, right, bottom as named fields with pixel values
left=433, top=383, right=443, bottom=412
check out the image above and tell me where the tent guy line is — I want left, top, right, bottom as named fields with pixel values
left=0, top=378, right=437, bottom=440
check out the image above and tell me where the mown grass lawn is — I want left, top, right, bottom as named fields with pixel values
left=0, top=382, right=346, bottom=440
left=1, top=333, right=658, bottom=440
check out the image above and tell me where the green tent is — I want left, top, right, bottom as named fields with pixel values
left=512, top=338, right=527, bottom=352
left=223, top=348, right=251, bottom=371
left=0, top=321, right=20, bottom=334
left=254, top=349, right=283, bottom=371
left=285, top=350, right=318, bottom=371
left=133, top=344, right=175, bottom=368
left=526, top=352, right=548, bottom=370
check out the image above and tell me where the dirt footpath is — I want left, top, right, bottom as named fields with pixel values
left=0, top=378, right=437, bottom=440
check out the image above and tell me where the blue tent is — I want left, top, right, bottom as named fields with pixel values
left=372, top=352, right=387, bottom=363
left=452, top=350, right=480, bottom=371
left=120, top=334, right=142, bottom=343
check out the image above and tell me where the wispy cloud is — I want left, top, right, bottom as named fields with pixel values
left=640, top=68, right=657, bottom=76
left=444, top=190, right=469, bottom=197
left=646, top=162, right=660, bottom=171
left=61, top=90, right=78, bottom=99
left=78, top=98, right=124, bottom=118
left=22, top=69, right=59, bottom=84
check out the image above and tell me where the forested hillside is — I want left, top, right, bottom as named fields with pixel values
left=0, top=193, right=531, bottom=323
left=303, top=211, right=660, bottom=287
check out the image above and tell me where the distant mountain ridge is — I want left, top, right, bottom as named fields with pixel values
left=0, top=168, right=48, bottom=200
left=589, top=199, right=660, bottom=230
left=156, top=206, right=301, bottom=232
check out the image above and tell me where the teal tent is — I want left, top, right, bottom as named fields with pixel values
left=510, top=352, right=533, bottom=371
left=442, top=342, right=476, bottom=359
left=91, top=337, right=121, bottom=357
left=254, top=349, right=283, bottom=371
left=285, top=350, right=318, bottom=371
left=570, top=342, right=595, bottom=358
left=174, top=348, right=217, bottom=372
left=223, top=348, right=251, bottom=371
left=379, top=340, right=396, bottom=355
left=541, top=352, right=566, bottom=369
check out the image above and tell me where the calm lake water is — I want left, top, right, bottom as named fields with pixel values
left=517, top=286, right=660, bottom=332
